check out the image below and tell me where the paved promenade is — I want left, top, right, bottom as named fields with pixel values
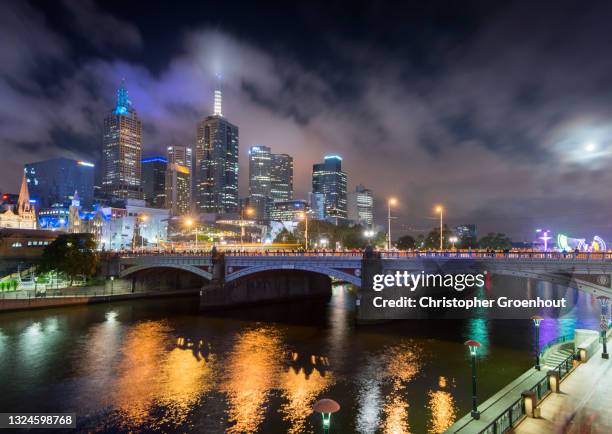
left=515, top=347, right=612, bottom=433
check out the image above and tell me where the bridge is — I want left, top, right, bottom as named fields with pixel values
left=110, top=251, right=612, bottom=319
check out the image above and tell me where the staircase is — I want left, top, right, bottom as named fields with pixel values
left=543, top=343, right=574, bottom=369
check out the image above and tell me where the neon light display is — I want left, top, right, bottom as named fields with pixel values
left=593, top=236, right=607, bottom=252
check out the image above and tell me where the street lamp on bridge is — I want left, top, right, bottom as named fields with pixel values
left=184, top=217, right=198, bottom=249
left=240, top=207, right=254, bottom=247
left=387, top=198, right=397, bottom=250
left=299, top=211, right=309, bottom=250
left=596, top=296, right=610, bottom=359
left=531, top=315, right=543, bottom=370
left=364, top=229, right=375, bottom=246
left=465, top=339, right=481, bottom=420
left=435, top=205, right=444, bottom=251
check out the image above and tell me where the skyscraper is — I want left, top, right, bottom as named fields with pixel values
left=24, top=158, right=95, bottom=208
left=165, top=163, right=191, bottom=216
left=270, top=153, right=293, bottom=202
left=167, top=145, right=193, bottom=208
left=141, top=157, right=167, bottom=208
left=248, top=145, right=272, bottom=220
left=102, top=81, right=143, bottom=200
left=312, top=155, right=348, bottom=222
left=195, top=86, right=239, bottom=215
left=348, top=184, right=374, bottom=226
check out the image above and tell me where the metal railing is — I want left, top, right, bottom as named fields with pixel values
left=477, top=350, right=576, bottom=434
left=539, top=334, right=574, bottom=356
left=116, top=250, right=612, bottom=260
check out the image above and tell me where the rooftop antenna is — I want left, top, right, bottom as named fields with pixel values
left=213, top=73, right=223, bottom=116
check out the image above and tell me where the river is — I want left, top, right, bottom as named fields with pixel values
left=0, top=279, right=602, bottom=433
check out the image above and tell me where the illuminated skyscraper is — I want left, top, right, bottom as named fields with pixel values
left=312, top=155, right=347, bottom=222
left=102, top=81, right=143, bottom=200
left=348, top=184, right=374, bottom=226
left=270, top=153, right=293, bottom=202
left=248, top=145, right=272, bottom=220
left=165, top=163, right=191, bottom=216
left=195, top=85, right=239, bottom=215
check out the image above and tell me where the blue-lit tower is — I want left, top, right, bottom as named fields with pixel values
left=102, top=80, right=143, bottom=200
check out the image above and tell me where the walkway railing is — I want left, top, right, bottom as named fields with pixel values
left=539, top=334, right=574, bottom=356
left=477, top=351, right=576, bottom=434
left=117, top=250, right=612, bottom=260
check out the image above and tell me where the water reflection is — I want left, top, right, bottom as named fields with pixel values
left=427, top=377, right=456, bottom=433
left=356, top=342, right=421, bottom=434
left=110, top=321, right=215, bottom=430
left=223, top=326, right=284, bottom=434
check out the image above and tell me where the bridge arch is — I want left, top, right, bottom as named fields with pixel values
left=226, top=264, right=362, bottom=287
left=119, top=264, right=213, bottom=281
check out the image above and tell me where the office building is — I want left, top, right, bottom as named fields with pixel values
left=24, top=158, right=95, bottom=208
left=455, top=224, right=477, bottom=241
left=248, top=145, right=272, bottom=220
left=348, top=184, right=374, bottom=226
left=195, top=86, right=239, bottom=215
left=141, top=157, right=167, bottom=208
left=167, top=145, right=193, bottom=170
left=270, top=200, right=308, bottom=222
left=165, top=163, right=191, bottom=216
left=270, top=153, right=293, bottom=202
left=312, top=155, right=347, bottom=222
left=102, top=81, right=143, bottom=200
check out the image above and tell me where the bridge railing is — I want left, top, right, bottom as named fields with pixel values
left=477, top=351, right=576, bottom=434
left=115, top=249, right=612, bottom=260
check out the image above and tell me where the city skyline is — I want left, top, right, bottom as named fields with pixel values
left=3, top=1, right=612, bottom=239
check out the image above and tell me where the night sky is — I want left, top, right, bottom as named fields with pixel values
left=2, top=0, right=612, bottom=240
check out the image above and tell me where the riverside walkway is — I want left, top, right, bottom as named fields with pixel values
left=514, top=346, right=612, bottom=433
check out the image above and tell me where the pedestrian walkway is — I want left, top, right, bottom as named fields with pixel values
left=515, top=347, right=612, bottom=433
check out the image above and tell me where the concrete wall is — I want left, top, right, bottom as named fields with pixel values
left=200, top=270, right=332, bottom=310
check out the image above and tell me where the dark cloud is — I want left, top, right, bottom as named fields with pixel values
left=1, top=1, right=612, bottom=241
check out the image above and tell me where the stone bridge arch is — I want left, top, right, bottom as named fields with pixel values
left=225, top=264, right=362, bottom=287
left=119, top=263, right=213, bottom=281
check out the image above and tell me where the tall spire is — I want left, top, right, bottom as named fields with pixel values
left=213, top=74, right=223, bottom=116
left=114, top=79, right=130, bottom=115
left=17, top=173, right=31, bottom=213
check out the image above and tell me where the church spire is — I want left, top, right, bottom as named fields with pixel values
left=213, top=74, right=223, bottom=116
left=17, top=172, right=31, bottom=213
left=114, top=79, right=130, bottom=115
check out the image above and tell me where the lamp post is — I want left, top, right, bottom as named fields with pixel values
left=597, top=296, right=609, bottom=359
left=464, top=340, right=481, bottom=419
left=240, top=208, right=254, bottom=248
left=364, top=229, right=375, bottom=246
left=436, top=205, right=444, bottom=251
left=450, top=236, right=458, bottom=250
left=387, top=198, right=397, bottom=250
left=299, top=211, right=309, bottom=249
left=313, top=399, right=340, bottom=433
left=531, top=315, right=543, bottom=370
left=185, top=217, right=197, bottom=249
left=139, top=214, right=148, bottom=249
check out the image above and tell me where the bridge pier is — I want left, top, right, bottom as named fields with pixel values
left=355, top=247, right=385, bottom=324
left=199, top=249, right=332, bottom=310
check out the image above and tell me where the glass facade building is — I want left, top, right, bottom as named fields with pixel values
left=348, top=184, right=374, bottom=226
left=195, top=90, right=239, bottom=215
left=248, top=145, right=272, bottom=220
left=24, top=158, right=95, bottom=208
left=312, top=155, right=347, bottom=222
left=270, top=153, right=293, bottom=202
left=165, top=163, right=191, bottom=216
left=102, top=81, right=143, bottom=200
left=142, top=157, right=167, bottom=208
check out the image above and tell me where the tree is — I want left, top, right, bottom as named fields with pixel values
left=273, top=228, right=298, bottom=244
left=38, top=234, right=99, bottom=285
left=478, top=232, right=512, bottom=250
left=396, top=235, right=416, bottom=250
left=422, top=224, right=451, bottom=249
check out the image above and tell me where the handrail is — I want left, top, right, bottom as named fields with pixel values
left=114, top=250, right=612, bottom=260
left=477, top=350, right=576, bottom=434
left=539, top=334, right=574, bottom=356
